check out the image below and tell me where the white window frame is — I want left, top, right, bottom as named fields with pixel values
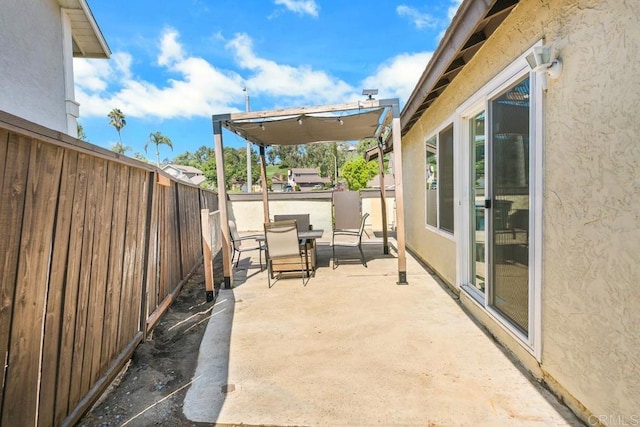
left=424, top=116, right=456, bottom=240
left=455, top=41, right=545, bottom=360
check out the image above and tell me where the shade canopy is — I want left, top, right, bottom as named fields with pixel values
left=211, top=97, right=408, bottom=286
left=217, top=101, right=392, bottom=147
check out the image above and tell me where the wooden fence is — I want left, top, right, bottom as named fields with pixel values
left=0, top=112, right=217, bottom=426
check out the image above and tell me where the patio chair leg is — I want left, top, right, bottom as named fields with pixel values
left=267, top=261, right=272, bottom=288
left=359, top=244, right=367, bottom=268
left=332, top=244, right=336, bottom=269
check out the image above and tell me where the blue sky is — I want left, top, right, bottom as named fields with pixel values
left=75, top=0, right=462, bottom=161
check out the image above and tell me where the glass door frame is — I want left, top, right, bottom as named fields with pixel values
left=455, top=43, right=545, bottom=360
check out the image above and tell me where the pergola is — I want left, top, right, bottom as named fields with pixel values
left=211, top=97, right=407, bottom=287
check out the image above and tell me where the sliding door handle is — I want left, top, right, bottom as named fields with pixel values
left=484, top=199, right=492, bottom=209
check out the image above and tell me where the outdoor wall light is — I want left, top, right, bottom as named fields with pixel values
left=338, top=118, right=344, bottom=125
left=259, top=123, right=265, bottom=130
left=526, top=45, right=562, bottom=79
left=297, top=118, right=303, bottom=125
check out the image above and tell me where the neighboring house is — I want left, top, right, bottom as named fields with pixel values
left=270, top=174, right=287, bottom=192
left=400, top=0, right=638, bottom=424
left=0, top=0, right=110, bottom=137
left=288, top=168, right=330, bottom=191
left=162, top=164, right=206, bottom=186
left=366, top=174, right=394, bottom=190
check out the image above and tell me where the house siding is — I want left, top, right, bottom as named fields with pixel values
left=401, top=0, right=639, bottom=423
left=0, top=0, right=68, bottom=133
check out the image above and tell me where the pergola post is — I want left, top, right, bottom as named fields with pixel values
left=376, top=140, right=389, bottom=255
left=259, top=145, right=270, bottom=223
left=213, top=115, right=233, bottom=289
left=391, top=114, right=408, bottom=285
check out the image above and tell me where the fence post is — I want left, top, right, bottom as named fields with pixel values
left=200, top=208, right=215, bottom=301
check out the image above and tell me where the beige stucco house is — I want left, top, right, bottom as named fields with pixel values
left=400, top=0, right=639, bottom=424
left=0, top=0, right=110, bottom=137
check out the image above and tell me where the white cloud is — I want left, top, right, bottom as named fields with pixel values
left=74, top=29, right=360, bottom=120
left=361, top=51, right=431, bottom=106
left=274, top=0, right=319, bottom=17
left=226, top=33, right=354, bottom=105
left=157, top=29, right=185, bottom=66
left=396, top=5, right=438, bottom=29
left=75, top=29, right=246, bottom=119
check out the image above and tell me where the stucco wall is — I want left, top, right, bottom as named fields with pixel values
left=0, top=0, right=67, bottom=132
left=401, top=129, right=457, bottom=285
left=229, top=197, right=333, bottom=233
left=535, top=0, right=640, bottom=422
left=401, top=0, right=639, bottom=422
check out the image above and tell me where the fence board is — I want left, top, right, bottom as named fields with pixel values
left=38, top=149, right=78, bottom=426
left=0, top=129, right=7, bottom=191
left=84, top=158, right=111, bottom=388
left=118, top=167, right=143, bottom=349
left=2, top=141, right=63, bottom=426
left=0, top=132, right=30, bottom=417
left=179, top=185, right=201, bottom=272
left=55, top=152, right=90, bottom=423
left=101, top=163, right=129, bottom=367
left=145, top=180, right=160, bottom=322
left=68, top=155, right=99, bottom=409
left=129, top=169, right=149, bottom=340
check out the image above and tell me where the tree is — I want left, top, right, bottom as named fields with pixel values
left=145, top=131, right=173, bottom=166
left=111, top=141, right=132, bottom=154
left=267, top=147, right=276, bottom=165
left=341, top=158, right=378, bottom=190
left=107, top=108, right=126, bottom=143
left=77, top=123, right=87, bottom=141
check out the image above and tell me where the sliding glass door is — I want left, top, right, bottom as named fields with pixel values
left=465, top=76, right=531, bottom=336
left=488, top=77, right=530, bottom=334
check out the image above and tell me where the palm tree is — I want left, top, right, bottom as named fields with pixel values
left=111, top=141, right=132, bottom=154
left=145, top=131, right=173, bottom=166
left=108, top=108, right=126, bottom=143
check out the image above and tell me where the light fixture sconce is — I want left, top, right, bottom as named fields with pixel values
left=526, top=45, right=562, bottom=79
left=297, top=118, right=303, bottom=125
left=338, top=118, right=344, bottom=125
left=259, top=123, right=265, bottom=130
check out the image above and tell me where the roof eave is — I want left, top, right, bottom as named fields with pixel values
left=400, top=0, right=519, bottom=135
left=60, top=0, right=111, bottom=58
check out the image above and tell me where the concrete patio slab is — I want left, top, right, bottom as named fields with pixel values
left=183, top=237, right=582, bottom=426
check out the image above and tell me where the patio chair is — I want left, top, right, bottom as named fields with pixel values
left=264, top=220, right=309, bottom=287
left=332, top=213, right=369, bottom=269
left=229, top=220, right=265, bottom=270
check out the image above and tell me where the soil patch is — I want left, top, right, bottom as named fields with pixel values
left=78, top=264, right=218, bottom=427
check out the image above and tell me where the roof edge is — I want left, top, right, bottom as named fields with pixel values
left=400, top=0, right=494, bottom=129
left=63, top=0, right=111, bottom=58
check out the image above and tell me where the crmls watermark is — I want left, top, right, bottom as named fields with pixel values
left=588, top=414, right=639, bottom=426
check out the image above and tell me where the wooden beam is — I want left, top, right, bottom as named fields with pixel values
left=259, top=146, right=270, bottom=223
left=213, top=121, right=233, bottom=288
left=376, top=143, right=389, bottom=255
left=225, top=99, right=384, bottom=122
left=200, top=209, right=214, bottom=301
left=392, top=117, right=408, bottom=284
left=460, top=31, right=487, bottom=53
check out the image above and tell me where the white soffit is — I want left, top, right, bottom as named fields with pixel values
left=59, top=0, right=110, bottom=58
